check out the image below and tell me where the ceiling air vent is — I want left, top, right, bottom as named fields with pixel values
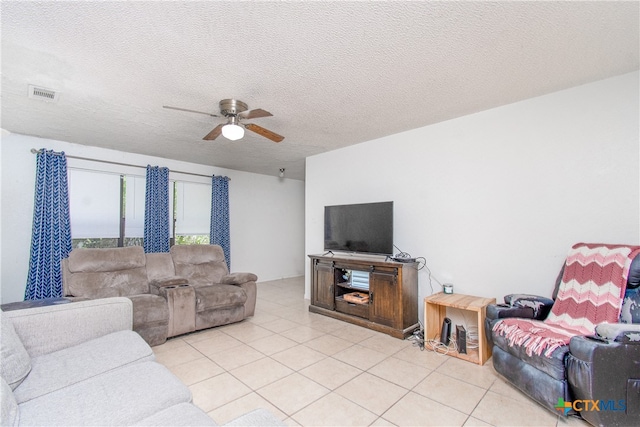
left=28, top=85, right=60, bottom=103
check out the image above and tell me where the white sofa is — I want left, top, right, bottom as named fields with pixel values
left=0, top=297, right=282, bottom=426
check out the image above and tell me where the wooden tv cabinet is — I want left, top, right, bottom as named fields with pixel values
left=308, top=254, right=419, bottom=339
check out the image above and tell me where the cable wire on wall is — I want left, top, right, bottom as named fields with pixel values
left=392, top=244, right=443, bottom=294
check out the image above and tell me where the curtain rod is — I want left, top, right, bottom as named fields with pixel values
left=30, top=148, right=229, bottom=180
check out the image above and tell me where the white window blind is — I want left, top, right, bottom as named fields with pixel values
left=124, top=175, right=146, bottom=238
left=174, top=181, right=211, bottom=235
left=68, top=170, right=121, bottom=238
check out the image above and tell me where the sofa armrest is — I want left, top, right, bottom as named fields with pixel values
left=150, top=276, right=189, bottom=289
left=487, top=304, right=536, bottom=321
left=595, top=323, right=640, bottom=343
left=485, top=294, right=554, bottom=346
left=485, top=303, right=537, bottom=346
left=503, top=294, right=554, bottom=320
left=569, top=334, right=614, bottom=361
left=568, top=333, right=640, bottom=375
left=567, top=334, right=640, bottom=426
left=3, top=297, right=133, bottom=358
left=221, top=272, right=258, bottom=285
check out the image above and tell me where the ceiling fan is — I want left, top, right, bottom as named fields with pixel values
left=163, top=99, right=284, bottom=143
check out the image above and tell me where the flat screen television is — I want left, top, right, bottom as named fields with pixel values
left=324, top=201, right=393, bottom=256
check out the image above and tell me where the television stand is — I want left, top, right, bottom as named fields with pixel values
left=308, top=253, right=419, bottom=339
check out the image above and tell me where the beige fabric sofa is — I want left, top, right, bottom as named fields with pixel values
left=0, top=297, right=283, bottom=426
left=61, top=245, right=257, bottom=346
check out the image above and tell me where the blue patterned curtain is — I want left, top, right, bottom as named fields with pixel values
left=25, top=149, right=72, bottom=300
left=143, top=165, right=170, bottom=253
left=210, top=175, right=230, bottom=268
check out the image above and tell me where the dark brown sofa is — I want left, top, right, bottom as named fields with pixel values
left=61, top=245, right=257, bottom=346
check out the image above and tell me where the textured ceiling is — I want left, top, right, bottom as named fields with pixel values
left=1, top=1, right=638, bottom=180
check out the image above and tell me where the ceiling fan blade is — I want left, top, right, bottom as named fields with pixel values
left=203, top=124, right=224, bottom=140
left=163, top=105, right=219, bottom=117
left=239, top=108, right=273, bottom=120
left=244, top=123, right=284, bottom=143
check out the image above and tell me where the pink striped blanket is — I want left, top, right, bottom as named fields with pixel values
left=493, top=243, right=640, bottom=358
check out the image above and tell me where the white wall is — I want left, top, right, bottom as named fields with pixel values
left=1, top=134, right=305, bottom=303
left=305, top=71, right=640, bottom=322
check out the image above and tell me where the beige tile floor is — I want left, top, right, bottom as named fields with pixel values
left=153, top=277, right=590, bottom=427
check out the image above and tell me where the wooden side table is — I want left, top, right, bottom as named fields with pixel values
left=424, top=292, right=496, bottom=365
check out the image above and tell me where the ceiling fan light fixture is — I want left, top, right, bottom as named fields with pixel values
left=221, top=123, right=244, bottom=141
left=164, top=99, right=283, bottom=142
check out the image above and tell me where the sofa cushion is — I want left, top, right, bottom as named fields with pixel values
left=14, top=330, right=154, bottom=404
left=171, top=245, right=229, bottom=285
left=0, top=312, right=31, bottom=390
left=174, top=262, right=228, bottom=287
left=1, top=377, right=19, bottom=426
left=5, top=297, right=133, bottom=358
left=65, top=247, right=150, bottom=298
left=17, top=361, right=192, bottom=426
left=134, top=402, right=218, bottom=426
left=67, top=246, right=146, bottom=273
left=66, top=267, right=150, bottom=298
left=170, top=244, right=226, bottom=264
left=195, top=285, right=247, bottom=312
left=145, top=252, right=177, bottom=281
left=492, top=326, right=568, bottom=380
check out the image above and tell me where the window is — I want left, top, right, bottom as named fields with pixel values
left=124, top=175, right=146, bottom=247
left=68, top=169, right=211, bottom=248
left=173, top=181, right=211, bottom=245
left=68, top=170, right=121, bottom=248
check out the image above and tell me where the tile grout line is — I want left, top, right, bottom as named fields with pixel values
left=158, top=278, right=559, bottom=426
